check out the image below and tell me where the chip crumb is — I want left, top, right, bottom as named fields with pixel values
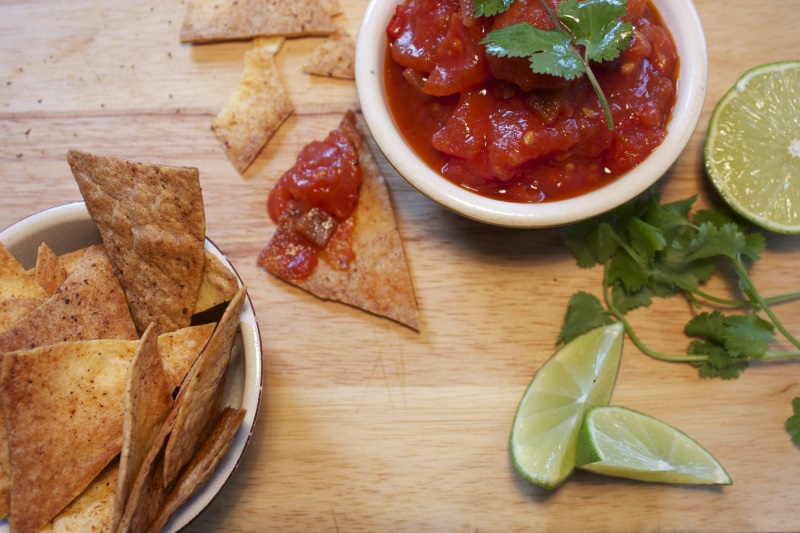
left=303, top=30, right=356, bottom=80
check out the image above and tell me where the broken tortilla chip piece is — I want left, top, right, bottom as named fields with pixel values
left=67, top=150, right=206, bottom=335
left=211, top=47, right=293, bottom=174
left=1, top=339, right=136, bottom=533
left=303, top=31, right=356, bottom=80
left=194, top=250, right=240, bottom=315
left=148, top=407, right=246, bottom=533
left=252, top=36, right=285, bottom=54
left=0, top=242, right=46, bottom=300
left=0, top=245, right=138, bottom=355
left=163, top=287, right=247, bottom=485
left=259, top=112, right=420, bottom=330
left=113, top=325, right=174, bottom=531
left=179, top=0, right=337, bottom=43
left=34, top=242, right=68, bottom=296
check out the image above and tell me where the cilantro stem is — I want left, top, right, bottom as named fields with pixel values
left=538, top=0, right=616, bottom=130
left=584, top=65, right=615, bottom=130
left=603, top=263, right=707, bottom=363
left=732, top=256, right=800, bottom=351
left=762, top=352, right=800, bottom=361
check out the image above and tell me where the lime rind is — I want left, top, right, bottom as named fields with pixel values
left=510, top=323, right=624, bottom=489
left=705, top=60, right=800, bottom=234
left=576, top=406, right=732, bottom=485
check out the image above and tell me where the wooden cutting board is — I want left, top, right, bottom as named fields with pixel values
left=1, top=0, right=800, bottom=531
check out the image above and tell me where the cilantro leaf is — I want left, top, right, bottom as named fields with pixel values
left=723, top=314, right=774, bottom=360
left=556, top=0, right=633, bottom=63
left=564, top=221, right=619, bottom=268
left=558, top=291, right=614, bottom=344
left=786, top=397, right=800, bottom=448
left=481, top=23, right=585, bottom=80
left=473, top=0, right=515, bottom=17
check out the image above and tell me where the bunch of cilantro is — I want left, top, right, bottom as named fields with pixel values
left=477, top=0, right=634, bottom=129
left=558, top=190, right=800, bottom=444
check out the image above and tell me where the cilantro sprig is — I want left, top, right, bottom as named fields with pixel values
left=560, top=190, right=800, bottom=379
left=476, top=0, right=632, bottom=130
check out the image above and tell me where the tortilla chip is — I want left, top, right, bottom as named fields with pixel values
left=148, top=407, right=246, bottom=533
left=303, top=31, right=355, bottom=80
left=113, top=325, right=174, bottom=531
left=211, top=47, right=294, bottom=174
left=67, top=150, right=206, bottom=335
left=163, top=287, right=247, bottom=485
left=158, top=323, right=216, bottom=391
left=34, top=243, right=68, bottom=296
left=1, top=339, right=137, bottom=533
left=114, top=410, right=174, bottom=533
left=57, top=246, right=92, bottom=275
left=0, top=242, right=46, bottom=300
left=319, top=0, right=342, bottom=15
left=0, top=245, right=138, bottom=355
left=259, top=112, right=420, bottom=330
left=194, top=250, right=240, bottom=315
left=252, top=36, right=285, bottom=54
left=179, top=0, right=336, bottom=43
left=0, top=298, right=45, bottom=334
left=48, top=458, right=119, bottom=533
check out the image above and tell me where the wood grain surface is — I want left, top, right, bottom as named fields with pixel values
left=2, top=1, right=800, bottom=531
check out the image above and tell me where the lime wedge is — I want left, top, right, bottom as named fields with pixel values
left=576, top=406, right=732, bottom=485
left=704, top=60, right=800, bottom=233
left=510, top=323, right=624, bottom=489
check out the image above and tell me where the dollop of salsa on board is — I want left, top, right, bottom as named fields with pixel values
left=385, top=0, right=678, bottom=203
left=260, top=120, right=362, bottom=280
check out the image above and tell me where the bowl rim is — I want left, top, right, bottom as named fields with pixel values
left=355, top=0, right=708, bottom=228
left=0, top=201, right=264, bottom=533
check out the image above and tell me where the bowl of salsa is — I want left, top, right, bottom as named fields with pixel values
left=355, top=0, right=707, bottom=227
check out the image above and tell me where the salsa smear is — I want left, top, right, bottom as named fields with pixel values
left=385, top=0, right=678, bottom=203
left=259, top=117, right=362, bottom=280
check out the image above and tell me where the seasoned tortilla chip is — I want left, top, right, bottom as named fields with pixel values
left=48, top=458, right=119, bottom=533
left=0, top=245, right=138, bottom=355
left=0, top=242, right=46, bottom=299
left=303, top=31, right=355, bottom=80
left=34, top=243, right=68, bottom=296
left=259, top=112, right=420, bottom=330
left=158, top=323, right=216, bottom=391
left=148, top=407, right=246, bottom=533
left=194, top=250, right=240, bottom=315
left=114, top=409, right=174, bottom=533
left=319, top=0, right=342, bottom=15
left=179, top=0, right=336, bottom=43
left=1, top=339, right=136, bottom=533
left=67, top=150, right=206, bottom=335
left=113, top=325, right=173, bottom=531
left=211, top=47, right=293, bottom=174
left=0, top=298, right=45, bottom=334
left=163, top=287, right=247, bottom=485
left=252, top=36, right=285, bottom=54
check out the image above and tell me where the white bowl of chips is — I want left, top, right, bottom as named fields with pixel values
left=0, top=201, right=262, bottom=532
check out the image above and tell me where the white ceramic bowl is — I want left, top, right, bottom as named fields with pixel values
left=0, top=202, right=263, bottom=533
left=356, top=0, right=707, bottom=228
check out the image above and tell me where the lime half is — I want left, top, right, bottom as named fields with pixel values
left=510, top=323, right=624, bottom=489
left=705, top=60, right=800, bottom=233
left=576, top=406, right=732, bottom=485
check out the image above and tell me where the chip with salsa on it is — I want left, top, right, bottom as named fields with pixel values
left=259, top=111, right=419, bottom=330
left=384, top=0, right=678, bottom=203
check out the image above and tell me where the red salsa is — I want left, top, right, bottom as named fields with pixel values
left=259, top=118, right=362, bottom=280
left=385, top=0, right=678, bottom=203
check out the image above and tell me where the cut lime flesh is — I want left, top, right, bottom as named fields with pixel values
left=576, top=406, right=732, bottom=485
left=510, top=323, right=624, bottom=489
left=705, top=60, right=800, bottom=234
